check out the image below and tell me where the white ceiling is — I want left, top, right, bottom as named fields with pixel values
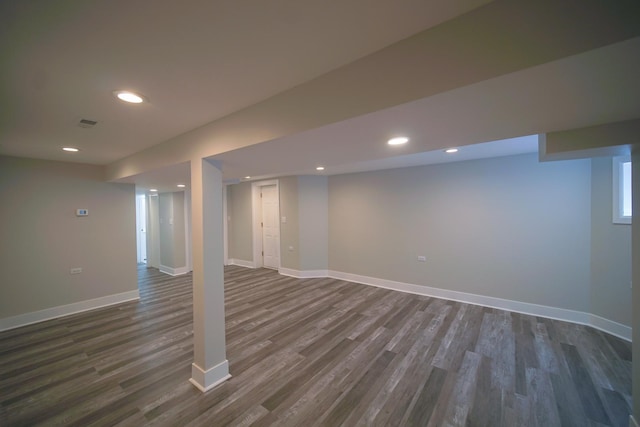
left=209, top=36, right=640, bottom=179
left=0, top=0, right=490, bottom=164
left=124, top=34, right=640, bottom=193
left=1, top=1, right=639, bottom=194
left=222, top=134, right=541, bottom=183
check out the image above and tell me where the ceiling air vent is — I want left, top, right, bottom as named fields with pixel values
left=78, top=119, right=97, bottom=128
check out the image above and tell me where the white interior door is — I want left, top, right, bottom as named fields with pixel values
left=261, top=185, right=279, bottom=269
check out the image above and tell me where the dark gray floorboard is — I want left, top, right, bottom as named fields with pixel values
left=0, top=265, right=632, bottom=426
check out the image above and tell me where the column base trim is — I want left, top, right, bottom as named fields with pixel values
left=190, top=360, right=231, bottom=393
left=159, top=265, right=190, bottom=276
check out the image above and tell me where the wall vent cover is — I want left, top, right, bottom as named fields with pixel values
left=78, top=119, right=97, bottom=128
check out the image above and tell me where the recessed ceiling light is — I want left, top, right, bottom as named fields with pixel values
left=388, top=137, right=409, bottom=146
left=150, top=189, right=158, bottom=192
left=62, top=147, right=80, bottom=152
left=445, top=148, right=459, bottom=153
left=244, top=176, right=251, bottom=179
left=114, top=91, right=146, bottom=104
left=316, top=166, right=325, bottom=171
left=177, top=184, right=186, bottom=188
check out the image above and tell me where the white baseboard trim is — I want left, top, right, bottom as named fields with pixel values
left=228, top=264, right=632, bottom=341
left=589, top=314, right=632, bottom=342
left=326, top=270, right=632, bottom=342
left=630, top=415, right=639, bottom=427
left=0, top=290, right=140, bottom=332
left=228, top=259, right=256, bottom=269
left=279, top=267, right=329, bottom=279
left=190, top=360, right=231, bottom=393
left=159, top=265, right=190, bottom=276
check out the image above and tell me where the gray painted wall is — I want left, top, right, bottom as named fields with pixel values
left=590, top=157, right=632, bottom=325
left=328, top=154, right=592, bottom=312
left=159, top=193, right=174, bottom=268
left=158, top=191, right=186, bottom=269
left=172, top=191, right=186, bottom=268
left=0, top=156, right=137, bottom=318
left=224, top=153, right=631, bottom=329
left=173, top=191, right=187, bottom=267
left=227, top=182, right=253, bottom=262
left=298, top=176, right=328, bottom=270
left=146, top=195, right=160, bottom=268
left=279, top=176, right=300, bottom=270
left=226, top=176, right=327, bottom=271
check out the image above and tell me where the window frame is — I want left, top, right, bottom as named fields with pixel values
left=612, top=155, right=632, bottom=224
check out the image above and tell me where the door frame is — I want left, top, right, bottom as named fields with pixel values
left=251, top=179, right=280, bottom=269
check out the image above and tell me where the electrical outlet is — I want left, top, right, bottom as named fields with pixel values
left=70, top=268, right=82, bottom=274
left=417, top=256, right=426, bottom=262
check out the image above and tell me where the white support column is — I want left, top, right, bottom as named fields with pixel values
left=189, top=158, right=230, bottom=392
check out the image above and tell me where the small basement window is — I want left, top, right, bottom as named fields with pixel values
left=613, top=156, right=632, bottom=224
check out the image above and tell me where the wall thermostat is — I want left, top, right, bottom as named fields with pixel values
left=76, top=209, right=89, bottom=216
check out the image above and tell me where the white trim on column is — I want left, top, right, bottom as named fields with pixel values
left=189, top=360, right=231, bottom=393
left=630, top=415, right=639, bottom=427
left=0, top=290, right=140, bottom=332
left=159, top=265, right=190, bottom=276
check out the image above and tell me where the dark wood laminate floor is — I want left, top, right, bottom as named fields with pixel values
left=0, top=265, right=632, bottom=426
